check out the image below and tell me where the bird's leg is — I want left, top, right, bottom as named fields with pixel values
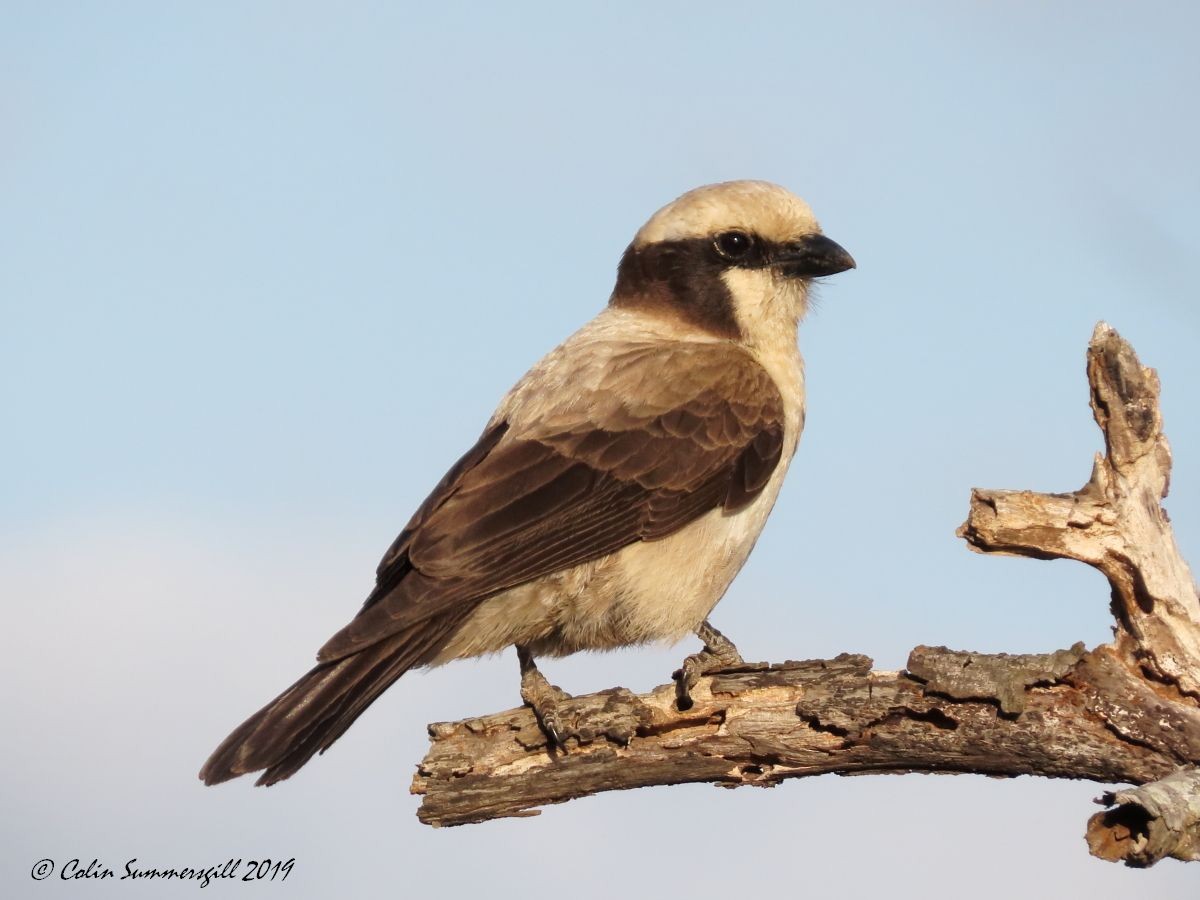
left=674, top=620, right=746, bottom=710
left=517, top=646, right=591, bottom=748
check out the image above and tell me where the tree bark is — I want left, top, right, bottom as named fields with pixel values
left=410, top=323, right=1200, bottom=866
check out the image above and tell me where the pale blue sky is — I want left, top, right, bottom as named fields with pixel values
left=3, top=2, right=1199, bottom=897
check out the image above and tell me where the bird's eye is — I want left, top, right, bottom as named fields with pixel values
left=714, top=231, right=753, bottom=260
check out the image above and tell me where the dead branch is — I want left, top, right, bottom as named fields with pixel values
left=411, top=323, right=1200, bottom=866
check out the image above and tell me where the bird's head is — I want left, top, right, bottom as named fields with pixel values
left=610, top=181, right=854, bottom=347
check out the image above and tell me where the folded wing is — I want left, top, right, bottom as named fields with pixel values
left=318, top=340, right=785, bottom=662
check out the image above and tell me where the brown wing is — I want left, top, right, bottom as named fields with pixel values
left=317, top=342, right=785, bottom=663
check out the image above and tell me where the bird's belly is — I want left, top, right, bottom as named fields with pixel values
left=572, top=507, right=769, bottom=647
left=531, top=461, right=790, bottom=656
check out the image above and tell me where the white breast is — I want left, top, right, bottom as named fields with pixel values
left=567, top=338, right=805, bottom=650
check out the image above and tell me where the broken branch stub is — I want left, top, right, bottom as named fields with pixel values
left=958, top=322, right=1200, bottom=696
left=1087, top=768, right=1200, bottom=866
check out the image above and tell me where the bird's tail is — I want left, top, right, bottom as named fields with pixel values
left=199, top=618, right=460, bottom=786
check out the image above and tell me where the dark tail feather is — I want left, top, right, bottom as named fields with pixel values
left=199, top=617, right=461, bottom=786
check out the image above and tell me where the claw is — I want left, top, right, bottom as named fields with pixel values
left=518, top=646, right=591, bottom=749
left=674, top=620, right=745, bottom=710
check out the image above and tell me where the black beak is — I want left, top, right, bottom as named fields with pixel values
left=775, top=234, right=856, bottom=278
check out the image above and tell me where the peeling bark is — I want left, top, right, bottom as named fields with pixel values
left=1087, top=769, right=1200, bottom=866
left=411, top=323, right=1200, bottom=868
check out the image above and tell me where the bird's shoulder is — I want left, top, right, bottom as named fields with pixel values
left=495, top=308, right=785, bottom=441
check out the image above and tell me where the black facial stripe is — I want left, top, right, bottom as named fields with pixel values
left=610, top=237, right=744, bottom=340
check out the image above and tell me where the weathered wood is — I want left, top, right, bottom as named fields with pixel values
left=413, top=650, right=1177, bottom=828
left=411, top=323, right=1200, bottom=868
left=958, top=323, right=1200, bottom=696
left=1087, top=769, right=1200, bottom=866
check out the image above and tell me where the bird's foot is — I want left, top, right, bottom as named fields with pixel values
left=518, top=647, right=594, bottom=749
left=674, top=620, right=745, bottom=710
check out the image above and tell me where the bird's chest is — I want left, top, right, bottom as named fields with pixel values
left=600, top=435, right=797, bottom=639
left=552, top=350, right=805, bottom=651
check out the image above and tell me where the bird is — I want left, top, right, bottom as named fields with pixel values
left=200, top=180, right=855, bottom=786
